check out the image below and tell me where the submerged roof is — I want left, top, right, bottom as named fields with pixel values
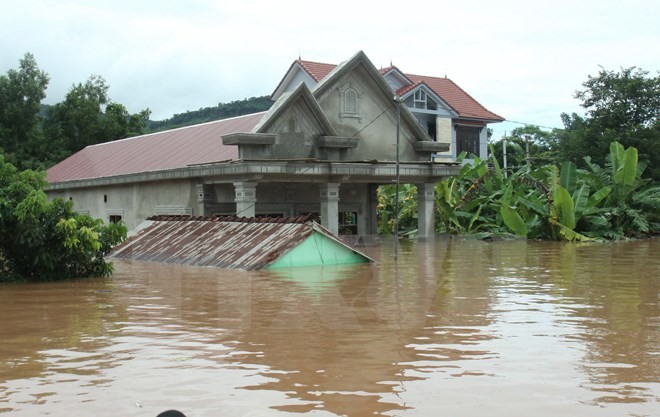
left=108, top=215, right=372, bottom=270
left=286, top=59, right=503, bottom=122
left=46, top=112, right=265, bottom=183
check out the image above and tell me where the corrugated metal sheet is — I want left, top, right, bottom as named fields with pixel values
left=46, top=112, right=266, bottom=184
left=108, top=215, right=372, bottom=270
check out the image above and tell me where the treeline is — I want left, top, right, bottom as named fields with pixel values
left=0, top=53, right=272, bottom=171
left=146, top=96, right=272, bottom=132
left=491, top=67, right=660, bottom=182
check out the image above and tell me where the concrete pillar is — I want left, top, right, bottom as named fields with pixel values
left=196, top=183, right=213, bottom=216
left=368, top=184, right=379, bottom=236
left=320, top=183, right=340, bottom=235
left=234, top=182, right=257, bottom=217
left=417, top=183, right=436, bottom=239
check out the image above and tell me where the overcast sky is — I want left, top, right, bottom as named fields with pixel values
left=2, top=0, right=659, bottom=139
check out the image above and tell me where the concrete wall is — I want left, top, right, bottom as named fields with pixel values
left=49, top=179, right=197, bottom=231
left=315, top=63, right=427, bottom=163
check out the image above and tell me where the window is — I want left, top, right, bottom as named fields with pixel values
left=109, top=215, right=122, bottom=224
left=411, top=89, right=437, bottom=110
left=338, top=83, right=363, bottom=122
left=456, top=126, right=482, bottom=157
left=344, top=89, right=358, bottom=114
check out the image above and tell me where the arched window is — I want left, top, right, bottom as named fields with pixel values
left=338, top=83, right=363, bottom=123
left=344, top=89, right=358, bottom=114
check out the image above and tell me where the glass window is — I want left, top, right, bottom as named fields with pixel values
left=456, top=126, right=481, bottom=157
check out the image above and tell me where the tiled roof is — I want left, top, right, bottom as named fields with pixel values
left=297, top=60, right=336, bottom=82
left=294, top=60, right=503, bottom=122
left=406, top=74, right=504, bottom=121
left=46, top=112, right=265, bottom=184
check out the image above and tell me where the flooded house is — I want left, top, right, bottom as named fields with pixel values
left=45, top=51, right=504, bottom=238
left=109, top=214, right=374, bottom=270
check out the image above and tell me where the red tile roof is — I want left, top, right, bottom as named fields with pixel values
left=296, top=60, right=503, bottom=122
left=406, top=74, right=504, bottom=121
left=46, top=112, right=265, bottom=184
left=297, top=60, right=336, bottom=82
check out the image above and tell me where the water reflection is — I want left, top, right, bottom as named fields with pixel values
left=0, top=238, right=658, bottom=416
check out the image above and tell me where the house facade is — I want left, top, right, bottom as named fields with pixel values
left=46, top=51, right=503, bottom=238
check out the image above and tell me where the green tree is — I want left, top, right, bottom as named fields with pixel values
left=0, top=156, right=126, bottom=282
left=44, top=75, right=150, bottom=156
left=491, top=125, right=557, bottom=172
left=556, top=67, right=660, bottom=180
left=0, top=52, right=50, bottom=170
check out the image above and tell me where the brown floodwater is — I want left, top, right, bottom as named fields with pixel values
left=0, top=237, right=658, bottom=417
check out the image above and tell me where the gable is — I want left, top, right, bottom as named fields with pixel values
left=311, top=55, right=438, bottom=162
left=401, top=84, right=456, bottom=117
left=268, top=232, right=370, bottom=268
left=264, top=96, right=327, bottom=159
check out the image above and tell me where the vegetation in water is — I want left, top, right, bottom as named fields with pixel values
left=379, top=141, right=660, bottom=241
left=0, top=156, right=127, bottom=282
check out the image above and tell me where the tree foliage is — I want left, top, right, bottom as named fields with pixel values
left=44, top=75, right=151, bottom=156
left=0, top=53, right=151, bottom=171
left=431, top=142, right=659, bottom=241
left=555, top=66, right=660, bottom=180
left=0, top=156, right=126, bottom=282
left=0, top=52, right=50, bottom=169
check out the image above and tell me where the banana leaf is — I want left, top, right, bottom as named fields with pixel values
left=560, top=161, right=577, bottom=194
left=554, top=184, right=576, bottom=230
left=501, top=204, right=528, bottom=237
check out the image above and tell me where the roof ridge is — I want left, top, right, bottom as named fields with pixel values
left=89, top=111, right=268, bottom=149
left=297, top=58, right=338, bottom=67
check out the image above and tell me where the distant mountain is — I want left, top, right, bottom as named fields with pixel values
left=146, top=96, right=273, bottom=132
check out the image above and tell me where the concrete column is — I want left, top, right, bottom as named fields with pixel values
left=320, top=183, right=340, bottom=235
left=234, top=182, right=257, bottom=217
left=368, top=184, right=379, bottom=236
left=196, top=183, right=213, bottom=216
left=417, top=183, right=436, bottom=239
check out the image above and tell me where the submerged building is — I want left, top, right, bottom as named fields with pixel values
left=109, top=215, right=373, bottom=270
left=46, top=51, right=503, bottom=238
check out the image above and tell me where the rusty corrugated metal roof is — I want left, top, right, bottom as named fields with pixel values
left=46, top=112, right=266, bottom=184
left=108, top=215, right=368, bottom=270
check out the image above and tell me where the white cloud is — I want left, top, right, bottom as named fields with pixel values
left=1, top=0, right=658, bottom=134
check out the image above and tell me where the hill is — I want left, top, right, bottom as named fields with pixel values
left=146, top=96, right=273, bottom=132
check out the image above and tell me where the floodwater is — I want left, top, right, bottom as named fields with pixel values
left=0, top=238, right=658, bottom=417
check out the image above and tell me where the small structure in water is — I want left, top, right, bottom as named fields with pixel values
left=109, top=214, right=373, bottom=270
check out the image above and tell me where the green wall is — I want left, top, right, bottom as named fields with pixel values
left=267, top=232, right=369, bottom=269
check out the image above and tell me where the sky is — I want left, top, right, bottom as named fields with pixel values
left=2, top=0, right=659, bottom=140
